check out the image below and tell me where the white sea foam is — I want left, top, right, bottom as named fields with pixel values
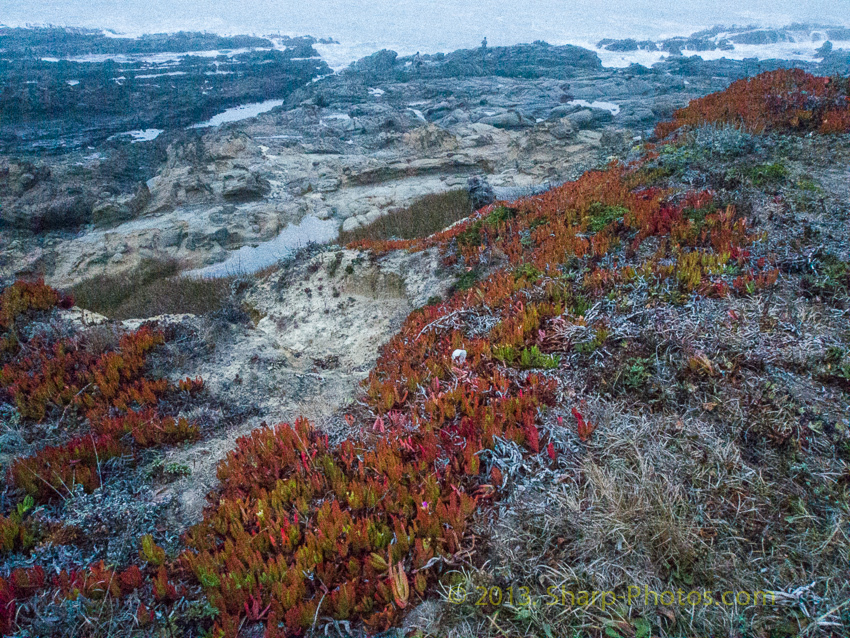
left=107, top=128, right=164, bottom=143
left=39, top=48, right=270, bottom=65
left=591, top=47, right=670, bottom=69
left=134, top=71, right=187, bottom=78
left=567, top=99, right=621, bottom=115
left=589, top=36, right=850, bottom=69
left=186, top=215, right=339, bottom=278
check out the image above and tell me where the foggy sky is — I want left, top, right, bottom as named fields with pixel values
left=2, top=0, right=848, bottom=53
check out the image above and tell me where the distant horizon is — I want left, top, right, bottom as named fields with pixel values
left=2, top=0, right=848, bottom=47
left=4, top=12, right=849, bottom=72
left=4, top=19, right=850, bottom=39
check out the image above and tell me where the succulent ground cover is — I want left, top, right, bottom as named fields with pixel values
left=655, top=68, right=850, bottom=138
left=1, top=69, right=849, bottom=637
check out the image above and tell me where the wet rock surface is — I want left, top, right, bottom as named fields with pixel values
left=2, top=31, right=849, bottom=287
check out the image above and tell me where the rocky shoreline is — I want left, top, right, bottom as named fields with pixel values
left=2, top=27, right=850, bottom=287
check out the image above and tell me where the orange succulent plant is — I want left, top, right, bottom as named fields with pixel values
left=5, top=69, right=832, bottom=636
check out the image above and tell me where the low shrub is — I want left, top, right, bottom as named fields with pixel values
left=494, top=345, right=560, bottom=369
left=70, top=257, right=232, bottom=320
left=587, top=202, right=627, bottom=233
left=103, top=274, right=232, bottom=319
left=0, top=496, right=36, bottom=555
left=339, top=189, right=470, bottom=245
left=70, top=257, right=180, bottom=315
left=745, top=161, right=788, bottom=186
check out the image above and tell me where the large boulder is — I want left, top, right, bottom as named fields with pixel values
left=618, top=107, right=656, bottom=127
left=729, top=29, right=791, bottom=45
left=350, top=49, right=399, bottom=79
left=515, top=117, right=577, bottom=152
left=221, top=169, right=270, bottom=201
left=467, top=176, right=495, bottom=211
left=548, top=117, right=576, bottom=139
left=562, top=107, right=614, bottom=130
left=205, top=132, right=257, bottom=160
left=566, top=109, right=594, bottom=128
left=0, top=161, right=50, bottom=196
left=402, top=124, right=459, bottom=151
left=477, top=110, right=528, bottom=129
left=598, top=38, right=640, bottom=52
left=547, top=103, right=584, bottom=120
left=92, top=183, right=151, bottom=227
left=1, top=188, right=94, bottom=231
left=421, top=42, right=602, bottom=80
left=651, top=95, right=688, bottom=120
left=815, top=41, right=833, bottom=58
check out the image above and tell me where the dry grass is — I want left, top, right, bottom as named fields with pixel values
left=421, top=394, right=849, bottom=638
left=69, top=257, right=233, bottom=320
left=338, top=189, right=471, bottom=245
left=404, top=133, right=850, bottom=638
left=410, top=283, right=850, bottom=637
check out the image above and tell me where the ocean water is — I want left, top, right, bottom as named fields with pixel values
left=3, top=0, right=849, bottom=70
left=189, top=100, right=285, bottom=129
left=185, top=215, right=339, bottom=278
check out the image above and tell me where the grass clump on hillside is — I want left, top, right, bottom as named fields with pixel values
left=587, top=202, right=627, bottom=232
left=745, top=161, right=788, bottom=186
left=453, top=268, right=480, bottom=291
left=493, top=344, right=560, bottom=369
left=457, top=206, right=518, bottom=249
left=70, top=257, right=232, bottom=320
left=338, top=189, right=471, bottom=245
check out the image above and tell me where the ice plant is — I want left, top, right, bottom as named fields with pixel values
left=655, top=69, right=850, bottom=138
left=6, top=67, right=830, bottom=634
left=0, top=279, right=202, bottom=632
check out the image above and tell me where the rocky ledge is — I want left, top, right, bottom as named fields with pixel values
left=2, top=35, right=849, bottom=287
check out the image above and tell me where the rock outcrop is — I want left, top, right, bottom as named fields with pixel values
left=467, top=176, right=495, bottom=210
left=3, top=36, right=848, bottom=287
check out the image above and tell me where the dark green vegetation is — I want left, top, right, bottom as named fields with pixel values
left=456, top=205, right=518, bottom=248
left=70, top=257, right=232, bottom=320
left=745, top=161, right=789, bottom=186
left=587, top=202, right=627, bottom=232
left=337, top=189, right=471, bottom=245
left=492, top=344, right=560, bottom=369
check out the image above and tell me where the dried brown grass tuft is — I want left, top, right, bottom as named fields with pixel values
left=70, top=257, right=233, bottom=320
left=430, top=399, right=849, bottom=637
left=338, top=189, right=471, bottom=245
